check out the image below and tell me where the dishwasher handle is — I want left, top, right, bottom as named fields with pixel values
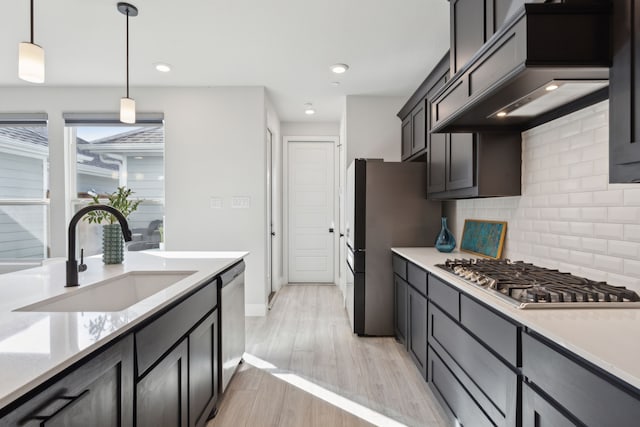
left=220, top=260, right=245, bottom=287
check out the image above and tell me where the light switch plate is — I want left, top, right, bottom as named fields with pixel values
left=210, top=197, right=222, bottom=209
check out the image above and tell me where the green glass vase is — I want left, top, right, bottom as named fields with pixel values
left=103, top=223, right=124, bottom=264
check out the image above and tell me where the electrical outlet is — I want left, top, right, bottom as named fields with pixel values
left=210, top=197, right=222, bottom=209
left=231, top=197, right=251, bottom=209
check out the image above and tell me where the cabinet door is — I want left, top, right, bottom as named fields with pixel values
left=451, top=0, right=486, bottom=74
left=411, top=101, right=427, bottom=155
left=522, top=384, right=577, bottom=427
left=407, top=285, right=427, bottom=379
left=609, top=0, right=640, bottom=182
left=189, top=310, right=219, bottom=427
left=446, top=133, right=475, bottom=191
left=2, top=336, right=134, bottom=427
left=394, top=275, right=408, bottom=347
left=401, top=116, right=413, bottom=160
left=428, top=133, right=447, bottom=195
left=137, top=339, right=189, bottom=427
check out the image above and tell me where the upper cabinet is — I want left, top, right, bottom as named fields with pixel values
left=433, top=1, right=611, bottom=133
left=450, top=0, right=527, bottom=75
left=610, top=0, right=640, bottom=183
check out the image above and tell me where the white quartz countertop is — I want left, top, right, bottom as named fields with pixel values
left=392, top=247, right=640, bottom=391
left=0, top=251, right=247, bottom=409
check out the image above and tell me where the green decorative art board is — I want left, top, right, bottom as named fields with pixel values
left=460, top=220, right=507, bottom=259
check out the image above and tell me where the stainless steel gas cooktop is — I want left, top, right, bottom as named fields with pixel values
left=437, top=258, right=640, bottom=309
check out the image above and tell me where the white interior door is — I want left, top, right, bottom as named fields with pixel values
left=287, top=140, right=335, bottom=283
left=266, top=128, right=274, bottom=300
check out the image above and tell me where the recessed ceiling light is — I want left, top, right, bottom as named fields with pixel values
left=545, top=84, right=559, bottom=91
left=304, top=103, right=316, bottom=115
left=155, top=63, right=171, bottom=73
left=331, top=81, right=341, bottom=87
left=330, top=63, right=349, bottom=74
left=497, top=111, right=507, bottom=117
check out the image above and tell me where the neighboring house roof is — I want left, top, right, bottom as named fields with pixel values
left=0, top=127, right=48, bottom=147
left=90, top=126, right=163, bottom=144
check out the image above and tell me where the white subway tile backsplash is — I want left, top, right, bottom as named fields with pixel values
left=592, top=190, right=624, bottom=206
left=608, top=240, right=640, bottom=259
left=607, top=207, right=640, bottom=223
left=624, top=259, right=640, bottom=278
left=579, top=175, right=608, bottom=192
left=569, top=222, right=594, bottom=236
left=624, top=224, right=640, bottom=242
left=568, top=192, right=592, bottom=205
left=581, top=237, right=608, bottom=254
left=581, top=207, right=607, bottom=222
left=449, top=101, right=640, bottom=292
left=594, top=223, right=624, bottom=240
left=558, top=207, right=582, bottom=221
left=593, top=254, right=624, bottom=273
left=624, top=189, right=640, bottom=206
left=559, top=235, right=582, bottom=250
left=569, top=161, right=594, bottom=178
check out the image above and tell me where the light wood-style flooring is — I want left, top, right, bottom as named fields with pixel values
left=208, top=285, right=448, bottom=427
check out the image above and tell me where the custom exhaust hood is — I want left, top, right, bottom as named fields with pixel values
left=431, top=2, right=611, bottom=133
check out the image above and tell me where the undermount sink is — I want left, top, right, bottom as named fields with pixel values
left=16, top=271, right=197, bottom=312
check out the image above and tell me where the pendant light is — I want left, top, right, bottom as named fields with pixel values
left=18, top=0, right=45, bottom=83
left=118, top=2, right=138, bottom=124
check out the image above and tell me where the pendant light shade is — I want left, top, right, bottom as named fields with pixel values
left=18, top=42, right=45, bottom=83
left=117, top=2, right=138, bottom=124
left=120, top=97, right=136, bottom=124
left=18, top=0, right=44, bottom=83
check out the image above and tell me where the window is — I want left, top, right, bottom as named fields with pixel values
left=66, top=120, right=164, bottom=256
left=0, top=121, right=49, bottom=260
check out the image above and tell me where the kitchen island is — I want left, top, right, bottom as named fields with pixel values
left=392, top=247, right=640, bottom=427
left=0, top=251, right=247, bottom=426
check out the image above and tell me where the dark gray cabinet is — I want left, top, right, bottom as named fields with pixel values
left=522, top=384, right=576, bottom=427
left=522, top=332, right=640, bottom=427
left=394, top=275, right=408, bottom=347
left=450, top=0, right=486, bottom=75
left=428, top=131, right=521, bottom=200
left=400, top=100, right=428, bottom=160
left=450, top=0, right=526, bottom=76
left=1, top=335, right=134, bottom=426
left=407, top=285, right=427, bottom=379
left=137, top=339, right=189, bottom=427
left=189, top=310, right=219, bottom=427
left=610, top=0, right=640, bottom=183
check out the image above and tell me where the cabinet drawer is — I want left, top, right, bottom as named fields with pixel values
left=428, top=347, right=494, bottom=427
left=392, top=255, right=407, bottom=280
left=407, top=263, right=427, bottom=296
left=460, top=294, right=519, bottom=367
left=429, top=275, right=459, bottom=319
left=136, top=279, right=217, bottom=376
left=430, top=303, right=516, bottom=425
left=522, top=332, right=640, bottom=427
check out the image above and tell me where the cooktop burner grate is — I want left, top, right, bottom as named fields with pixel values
left=437, top=258, right=640, bottom=308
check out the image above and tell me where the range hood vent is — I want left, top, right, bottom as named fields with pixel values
left=431, top=2, right=611, bottom=133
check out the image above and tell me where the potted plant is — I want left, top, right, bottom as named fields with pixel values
left=84, top=186, right=142, bottom=264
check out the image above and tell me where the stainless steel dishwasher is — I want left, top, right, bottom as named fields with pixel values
left=219, top=260, right=245, bottom=393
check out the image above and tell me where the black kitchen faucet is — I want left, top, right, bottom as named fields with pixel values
left=66, top=205, right=133, bottom=287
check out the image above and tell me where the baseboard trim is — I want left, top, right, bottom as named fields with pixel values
left=245, top=303, right=267, bottom=317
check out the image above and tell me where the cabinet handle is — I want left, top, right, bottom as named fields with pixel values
left=21, top=389, right=90, bottom=426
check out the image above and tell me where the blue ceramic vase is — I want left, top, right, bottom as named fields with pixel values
left=435, top=217, right=456, bottom=253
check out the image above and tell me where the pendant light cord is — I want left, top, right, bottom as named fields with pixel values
left=30, top=0, right=34, bottom=43
left=126, top=10, right=130, bottom=99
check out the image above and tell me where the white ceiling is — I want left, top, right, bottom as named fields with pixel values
left=0, top=0, right=450, bottom=121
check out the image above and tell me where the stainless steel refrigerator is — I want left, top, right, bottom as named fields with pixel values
left=345, top=159, right=441, bottom=336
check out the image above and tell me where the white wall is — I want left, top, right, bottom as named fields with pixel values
left=344, top=95, right=405, bottom=164
left=0, top=86, right=271, bottom=314
left=445, top=100, right=640, bottom=292
left=281, top=121, right=339, bottom=136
